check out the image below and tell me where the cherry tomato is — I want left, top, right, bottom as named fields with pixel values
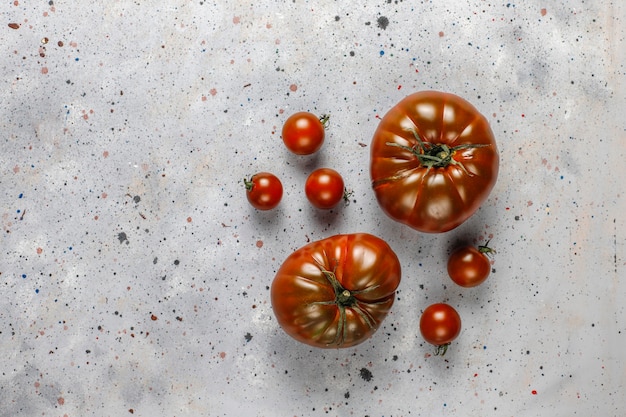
left=305, top=168, right=345, bottom=209
left=271, top=233, right=401, bottom=348
left=370, top=91, right=499, bottom=233
left=447, top=242, right=495, bottom=287
left=419, top=303, right=461, bottom=356
left=282, top=112, right=329, bottom=155
left=244, top=172, right=283, bottom=210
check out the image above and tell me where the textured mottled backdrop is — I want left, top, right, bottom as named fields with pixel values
left=1, top=1, right=624, bottom=416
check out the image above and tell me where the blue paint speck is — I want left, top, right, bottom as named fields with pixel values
left=35, top=289, right=39, bottom=294
left=18, top=193, right=23, bottom=198
left=22, top=274, right=27, bottom=279
left=379, top=50, right=385, bottom=56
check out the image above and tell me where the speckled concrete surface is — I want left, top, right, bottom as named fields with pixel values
left=1, top=1, right=624, bottom=416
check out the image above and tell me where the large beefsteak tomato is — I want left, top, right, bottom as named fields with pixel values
left=271, top=233, right=401, bottom=348
left=370, top=91, right=499, bottom=233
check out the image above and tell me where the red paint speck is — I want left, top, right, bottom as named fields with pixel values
left=13, top=165, right=20, bottom=173
left=233, top=16, right=241, bottom=24
left=187, top=217, right=192, bottom=223
left=438, top=31, right=444, bottom=37
left=103, top=151, right=109, bottom=158
left=531, top=390, right=538, bottom=395
left=541, top=8, right=547, bottom=16
left=397, top=85, right=402, bottom=90
left=36, top=247, right=43, bottom=254
left=219, top=352, right=226, bottom=359
left=256, top=240, right=264, bottom=248
left=209, top=88, right=217, bottom=96
left=289, top=84, right=298, bottom=92
left=57, top=397, right=65, bottom=405
left=41, top=67, right=48, bottom=74
left=151, top=314, right=158, bottom=321
left=101, top=192, right=108, bottom=199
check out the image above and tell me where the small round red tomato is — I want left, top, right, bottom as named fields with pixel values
left=244, top=172, right=283, bottom=210
left=447, top=243, right=495, bottom=287
left=282, top=112, right=329, bottom=155
left=305, top=168, right=345, bottom=209
left=370, top=91, right=499, bottom=233
left=419, top=303, right=461, bottom=355
left=271, top=233, right=401, bottom=348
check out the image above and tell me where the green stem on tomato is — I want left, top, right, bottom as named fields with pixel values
left=310, top=264, right=378, bottom=346
left=243, top=177, right=254, bottom=191
left=478, top=240, right=496, bottom=256
left=319, top=114, right=331, bottom=128
left=434, top=343, right=450, bottom=356
left=385, top=128, right=489, bottom=176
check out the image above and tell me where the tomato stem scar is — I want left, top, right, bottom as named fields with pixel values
left=385, top=128, right=489, bottom=176
left=311, top=265, right=377, bottom=346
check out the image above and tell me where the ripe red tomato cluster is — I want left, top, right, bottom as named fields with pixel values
left=247, top=91, right=501, bottom=355
left=245, top=112, right=347, bottom=211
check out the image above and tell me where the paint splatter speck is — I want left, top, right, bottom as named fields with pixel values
left=233, top=16, right=241, bottom=24
left=37, top=247, right=43, bottom=254
left=118, top=232, right=128, bottom=244
left=359, top=368, right=373, bottom=382
left=256, top=240, right=264, bottom=248
left=57, top=397, right=65, bottom=405
left=210, top=88, right=217, bottom=96
left=541, top=8, right=547, bottom=16
left=377, top=16, right=389, bottom=30
left=289, top=84, right=298, bottom=92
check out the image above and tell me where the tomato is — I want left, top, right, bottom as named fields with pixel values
left=447, top=242, right=495, bottom=287
left=370, top=91, right=499, bottom=233
left=282, top=112, right=329, bottom=155
left=305, top=168, right=345, bottom=209
left=244, top=172, right=283, bottom=210
left=271, top=233, right=401, bottom=348
left=419, top=303, right=462, bottom=356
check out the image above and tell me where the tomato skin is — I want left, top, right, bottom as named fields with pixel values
left=419, top=303, right=461, bottom=352
left=305, top=168, right=345, bottom=209
left=271, top=233, right=401, bottom=348
left=447, top=245, right=492, bottom=287
left=282, top=112, right=327, bottom=155
left=244, top=172, right=283, bottom=210
left=370, top=91, right=499, bottom=233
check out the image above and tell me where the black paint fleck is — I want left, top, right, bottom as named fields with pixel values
left=117, top=232, right=128, bottom=244
left=359, top=368, right=373, bottom=382
left=377, top=16, right=389, bottom=30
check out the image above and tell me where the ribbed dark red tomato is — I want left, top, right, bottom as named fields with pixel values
left=271, top=233, right=401, bottom=348
left=370, top=91, right=499, bottom=233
